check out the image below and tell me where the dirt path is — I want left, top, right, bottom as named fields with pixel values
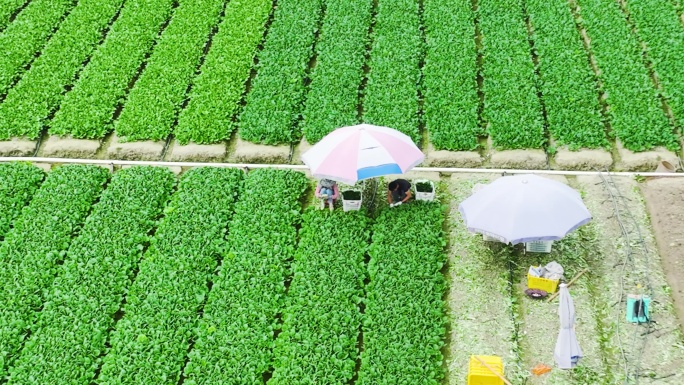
left=640, top=178, right=684, bottom=332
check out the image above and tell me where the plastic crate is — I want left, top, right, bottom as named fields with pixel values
left=525, top=240, right=554, bottom=253
left=467, top=355, right=504, bottom=385
left=527, top=272, right=560, bottom=294
left=341, top=190, right=362, bottom=212
left=413, top=179, right=435, bottom=201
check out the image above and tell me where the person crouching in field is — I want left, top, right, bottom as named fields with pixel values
left=315, top=178, right=339, bottom=211
left=387, top=179, right=412, bottom=208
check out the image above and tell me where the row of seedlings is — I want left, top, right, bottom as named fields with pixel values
left=94, top=167, right=244, bottom=385
left=0, top=0, right=28, bottom=30
left=269, top=209, right=370, bottom=383
left=0, top=0, right=74, bottom=94
left=422, top=0, right=481, bottom=151
left=362, top=0, right=422, bottom=143
left=0, top=165, right=109, bottom=378
left=623, top=0, right=684, bottom=130
left=478, top=0, right=545, bottom=150
left=0, top=0, right=127, bottom=140
left=0, top=162, right=44, bottom=238
left=174, top=0, right=273, bottom=145
left=238, top=0, right=324, bottom=145
left=525, top=0, right=609, bottom=150
left=300, top=0, right=372, bottom=144
left=48, top=0, right=178, bottom=139
left=182, top=169, right=309, bottom=384
left=357, top=203, right=447, bottom=384
left=6, top=166, right=176, bottom=385
left=446, top=177, right=525, bottom=383
left=575, top=0, right=678, bottom=151
left=113, top=0, right=227, bottom=141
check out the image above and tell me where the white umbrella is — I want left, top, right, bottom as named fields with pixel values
left=301, top=124, right=424, bottom=184
left=554, top=283, right=582, bottom=368
left=458, top=174, right=591, bottom=244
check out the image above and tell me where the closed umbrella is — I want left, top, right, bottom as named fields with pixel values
left=554, top=283, right=582, bottom=368
left=301, top=124, right=424, bottom=185
left=458, top=174, right=591, bottom=244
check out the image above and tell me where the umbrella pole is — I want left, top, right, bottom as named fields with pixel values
left=546, top=269, right=588, bottom=303
left=474, top=356, right=514, bottom=385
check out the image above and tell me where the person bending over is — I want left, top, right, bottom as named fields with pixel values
left=387, top=179, right=412, bottom=208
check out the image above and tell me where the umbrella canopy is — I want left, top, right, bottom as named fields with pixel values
left=458, top=174, right=591, bottom=244
left=554, top=284, right=583, bottom=368
left=301, top=124, right=424, bottom=184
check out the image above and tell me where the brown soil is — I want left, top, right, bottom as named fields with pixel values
left=640, top=178, right=684, bottom=333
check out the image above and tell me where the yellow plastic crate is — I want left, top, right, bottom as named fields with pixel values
left=467, top=355, right=503, bottom=385
left=527, top=272, right=559, bottom=293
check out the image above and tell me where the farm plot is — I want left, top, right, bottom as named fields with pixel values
left=575, top=0, right=678, bottom=152
left=623, top=0, right=684, bottom=130
left=7, top=166, right=175, bottom=385
left=238, top=0, right=324, bottom=145
left=0, top=0, right=74, bottom=95
left=270, top=209, right=370, bottom=384
left=95, top=167, right=244, bottom=385
left=362, top=0, right=422, bottom=144
left=357, top=203, right=447, bottom=384
left=0, top=0, right=126, bottom=140
left=0, top=0, right=26, bottom=30
left=0, top=162, right=44, bottom=238
left=422, top=0, right=480, bottom=151
left=478, top=0, right=545, bottom=150
left=0, top=165, right=109, bottom=378
left=113, top=0, right=226, bottom=142
left=525, top=0, right=608, bottom=150
left=173, top=0, right=273, bottom=145
left=300, top=0, right=372, bottom=144
left=48, top=0, right=177, bottom=139
left=182, top=169, right=308, bottom=384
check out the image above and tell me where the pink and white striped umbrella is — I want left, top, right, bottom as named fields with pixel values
left=301, top=124, right=425, bottom=184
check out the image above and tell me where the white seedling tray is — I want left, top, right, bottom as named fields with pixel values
left=413, top=179, right=435, bottom=202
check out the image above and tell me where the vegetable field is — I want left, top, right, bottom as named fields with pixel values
left=0, top=0, right=682, bottom=159
left=0, top=163, right=683, bottom=384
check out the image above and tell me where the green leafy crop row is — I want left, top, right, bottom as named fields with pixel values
left=6, top=166, right=175, bottom=385
left=48, top=0, right=177, bottom=139
left=362, top=0, right=422, bottom=144
left=624, top=0, right=684, bottom=131
left=576, top=0, right=678, bottom=151
left=182, top=169, right=308, bottom=385
left=300, top=0, right=372, bottom=144
left=0, top=0, right=27, bottom=30
left=0, top=0, right=73, bottom=95
left=270, top=209, right=370, bottom=384
left=174, top=0, right=272, bottom=145
left=113, top=0, right=226, bottom=142
left=95, top=167, right=243, bottom=385
left=357, top=203, right=447, bottom=384
left=0, top=0, right=126, bottom=140
left=238, top=0, right=324, bottom=145
left=526, top=0, right=609, bottom=150
left=0, top=162, right=44, bottom=238
left=423, top=0, right=481, bottom=151
left=0, top=165, right=108, bottom=378
left=479, top=0, right=545, bottom=150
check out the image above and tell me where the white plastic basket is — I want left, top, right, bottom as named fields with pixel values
left=341, top=190, right=362, bottom=212
left=525, top=240, right=554, bottom=253
left=413, top=179, right=435, bottom=202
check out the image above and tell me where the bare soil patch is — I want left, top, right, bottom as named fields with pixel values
left=425, top=142, right=483, bottom=168
left=640, top=178, right=684, bottom=333
left=614, top=140, right=679, bottom=171
left=0, top=138, right=36, bottom=156
left=106, top=134, right=165, bottom=160
left=229, top=138, right=290, bottom=164
left=39, top=136, right=101, bottom=158
left=553, top=147, right=613, bottom=170
left=165, top=140, right=226, bottom=162
left=488, top=148, right=548, bottom=169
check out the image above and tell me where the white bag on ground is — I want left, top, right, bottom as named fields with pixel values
left=543, top=261, right=564, bottom=281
